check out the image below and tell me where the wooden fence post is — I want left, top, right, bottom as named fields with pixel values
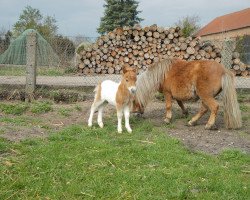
left=25, top=31, right=37, bottom=102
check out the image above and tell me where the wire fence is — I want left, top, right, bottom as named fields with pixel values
left=0, top=32, right=249, bottom=103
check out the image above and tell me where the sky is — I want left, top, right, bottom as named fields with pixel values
left=1, top=0, right=249, bottom=37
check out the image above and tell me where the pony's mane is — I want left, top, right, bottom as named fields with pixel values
left=136, top=58, right=173, bottom=107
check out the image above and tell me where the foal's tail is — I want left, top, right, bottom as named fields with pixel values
left=93, top=82, right=102, bottom=102
left=222, top=70, right=242, bottom=129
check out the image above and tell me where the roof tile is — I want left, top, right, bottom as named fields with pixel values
left=197, top=8, right=250, bottom=36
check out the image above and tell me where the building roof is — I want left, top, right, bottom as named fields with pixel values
left=196, top=8, right=250, bottom=37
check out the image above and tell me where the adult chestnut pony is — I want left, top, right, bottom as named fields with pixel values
left=88, top=66, right=137, bottom=133
left=133, top=58, right=242, bottom=130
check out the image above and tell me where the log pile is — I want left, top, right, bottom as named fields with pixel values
left=77, top=25, right=249, bottom=77
left=231, top=52, right=250, bottom=76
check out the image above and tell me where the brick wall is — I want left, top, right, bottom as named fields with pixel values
left=199, top=27, right=250, bottom=41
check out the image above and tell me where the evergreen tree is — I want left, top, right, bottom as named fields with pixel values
left=97, top=0, right=143, bottom=34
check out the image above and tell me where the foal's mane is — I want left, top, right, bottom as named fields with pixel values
left=136, top=58, right=173, bottom=107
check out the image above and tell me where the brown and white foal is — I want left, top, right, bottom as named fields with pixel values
left=88, top=66, right=137, bottom=133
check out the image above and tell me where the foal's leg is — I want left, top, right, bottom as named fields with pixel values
left=176, top=100, right=188, bottom=116
left=203, top=97, right=219, bottom=130
left=164, top=92, right=172, bottom=123
left=188, top=102, right=208, bottom=126
left=88, top=100, right=104, bottom=127
left=124, top=105, right=132, bottom=133
left=97, top=105, right=104, bottom=128
left=116, top=105, right=123, bottom=133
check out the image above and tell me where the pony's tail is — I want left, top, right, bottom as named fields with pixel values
left=222, top=70, right=242, bottom=129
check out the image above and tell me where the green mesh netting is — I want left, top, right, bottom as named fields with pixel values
left=0, top=29, right=59, bottom=66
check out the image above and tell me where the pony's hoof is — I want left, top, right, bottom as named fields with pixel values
left=164, top=118, right=171, bottom=124
left=135, top=113, right=143, bottom=118
left=205, top=124, right=218, bottom=130
left=88, top=123, right=92, bottom=127
left=183, top=110, right=189, bottom=117
left=98, top=122, right=104, bottom=128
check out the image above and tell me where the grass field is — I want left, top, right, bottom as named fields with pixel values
left=0, top=65, right=77, bottom=76
left=0, top=100, right=249, bottom=199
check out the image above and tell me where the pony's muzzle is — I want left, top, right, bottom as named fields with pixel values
left=129, top=86, right=137, bottom=94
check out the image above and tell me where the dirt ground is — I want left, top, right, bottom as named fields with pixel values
left=0, top=98, right=249, bottom=155
left=144, top=100, right=250, bottom=154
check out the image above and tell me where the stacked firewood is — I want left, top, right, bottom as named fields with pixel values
left=77, top=25, right=249, bottom=76
left=231, top=52, right=250, bottom=76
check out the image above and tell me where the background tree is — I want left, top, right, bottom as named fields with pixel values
left=73, top=35, right=93, bottom=47
left=175, top=15, right=200, bottom=37
left=97, top=0, right=143, bottom=35
left=13, top=6, right=58, bottom=39
left=41, top=16, right=58, bottom=38
left=0, top=28, right=12, bottom=54
left=235, top=35, right=250, bottom=64
left=51, top=35, right=76, bottom=65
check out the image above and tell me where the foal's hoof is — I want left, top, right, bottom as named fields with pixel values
left=88, top=123, right=92, bottom=127
left=164, top=118, right=171, bottom=124
left=125, top=125, right=132, bottom=133
left=98, top=122, right=104, bottom=128
left=118, top=129, right=122, bottom=134
left=188, top=120, right=196, bottom=126
left=127, top=129, right=132, bottom=133
left=205, top=124, right=218, bottom=130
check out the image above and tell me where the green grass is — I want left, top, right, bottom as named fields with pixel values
left=0, top=129, right=4, bottom=135
left=0, top=102, right=29, bottom=115
left=0, top=115, right=52, bottom=133
left=30, top=101, right=53, bottom=114
left=75, top=105, right=82, bottom=112
left=0, top=65, right=76, bottom=76
left=164, top=123, right=176, bottom=129
left=0, top=116, right=41, bottom=126
left=58, top=107, right=72, bottom=117
left=241, top=104, right=250, bottom=122
left=237, top=91, right=250, bottom=103
left=242, top=115, right=250, bottom=122
left=0, top=118, right=249, bottom=199
left=0, top=101, right=54, bottom=133
left=0, top=101, right=53, bottom=115
left=0, top=66, right=26, bottom=76
left=240, top=104, right=250, bottom=112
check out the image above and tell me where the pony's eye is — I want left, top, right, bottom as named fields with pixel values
left=126, top=79, right=128, bottom=82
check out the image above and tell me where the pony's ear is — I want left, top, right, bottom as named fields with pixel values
left=133, top=67, right=138, bottom=74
